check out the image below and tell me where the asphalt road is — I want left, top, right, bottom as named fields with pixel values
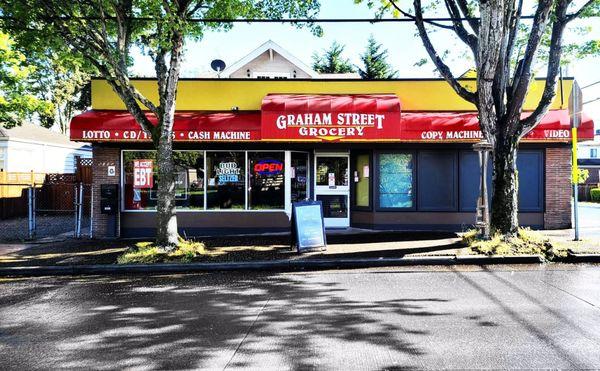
left=1, top=265, right=600, bottom=370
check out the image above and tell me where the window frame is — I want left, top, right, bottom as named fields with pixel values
left=121, top=149, right=289, bottom=213
left=350, top=150, right=373, bottom=211
left=374, top=150, right=417, bottom=212
left=247, top=150, right=286, bottom=211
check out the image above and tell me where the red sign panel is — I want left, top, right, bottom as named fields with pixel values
left=261, top=94, right=401, bottom=141
left=70, top=111, right=261, bottom=142
left=400, top=110, right=594, bottom=142
left=133, top=160, right=154, bottom=189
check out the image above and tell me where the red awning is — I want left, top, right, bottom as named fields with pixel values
left=261, top=94, right=401, bottom=141
left=261, top=94, right=401, bottom=112
left=70, top=106, right=594, bottom=143
left=401, top=109, right=594, bottom=142
left=70, top=110, right=261, bottom=142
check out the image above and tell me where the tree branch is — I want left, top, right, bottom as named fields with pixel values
left=519, top=0, right=571, bottom=135
left=388, top=0, right=455, bottom=30
left=566, top=0, right=597, bottom=22
left=455, top=0, right=479, bottom=34
left=411, top=0, right=478, bottom=104
left=505, top=0, right=553, bottom=130
left=443, top=0, right=478, bottom=55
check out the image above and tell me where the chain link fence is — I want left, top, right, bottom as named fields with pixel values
left=0, top=182, right=93, bottom=241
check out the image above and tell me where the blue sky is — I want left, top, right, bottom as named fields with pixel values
left=131, top=0, right=600, bottom=120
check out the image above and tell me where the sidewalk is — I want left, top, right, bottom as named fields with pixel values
left=0, top=229, right=598, bottom=277
left=541, top=229, right=600, bottom=254
left=0, top=231, right=464, bottom=267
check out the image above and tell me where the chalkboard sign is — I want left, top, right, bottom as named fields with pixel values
left=291, top=201, right=327, bottom=253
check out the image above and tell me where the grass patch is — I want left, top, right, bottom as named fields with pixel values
left=462, top=227, right=566, bottom=261
left=117, top=239, right=207, bottom=264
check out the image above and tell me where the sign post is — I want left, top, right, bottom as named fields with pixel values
left=473, top=140, right=493, bottom=239
left=291, top=201, right=327, bottom=253
left=569, top=81, right=582, bottom=241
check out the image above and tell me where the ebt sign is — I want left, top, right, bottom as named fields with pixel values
left=133, top=160, right=153, bottom=189
left=262, top=111, right=401, bottom=141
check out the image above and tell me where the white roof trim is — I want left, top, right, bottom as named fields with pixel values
left=222, top=40, right=318, bottom=78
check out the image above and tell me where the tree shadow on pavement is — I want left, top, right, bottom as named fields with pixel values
left=0, top=273, right=450, bottom=370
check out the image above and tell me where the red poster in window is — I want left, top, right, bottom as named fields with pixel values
left=133, top=159, right=154, bottom=189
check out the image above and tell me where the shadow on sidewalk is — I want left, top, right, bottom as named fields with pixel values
left=0, top=230, right=463, bottom=267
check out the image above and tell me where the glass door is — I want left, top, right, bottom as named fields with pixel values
left=291, top=152, right=310, bottom=203
left=314, top=153, right=350, bottom=228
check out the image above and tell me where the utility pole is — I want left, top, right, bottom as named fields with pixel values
left=569, top=80, right=583, bottom=241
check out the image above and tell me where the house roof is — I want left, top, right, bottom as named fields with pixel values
left=0, top=123, right=90, bottom=149
left=579, top=140, right=600, bottom=147
left=222, top=40, right=319, bottom=78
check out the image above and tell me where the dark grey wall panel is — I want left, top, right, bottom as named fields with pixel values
left=459, top=151, right=492, bottom=212
left=417, top=151, right=458, bottom=211
left=517, top=150, right=544, bottom=212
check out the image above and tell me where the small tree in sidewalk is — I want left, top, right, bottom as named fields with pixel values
left=1, top=0, right=322, bottom=248
left=360, top=0, right=600, bottom=235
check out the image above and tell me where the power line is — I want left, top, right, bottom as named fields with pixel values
left=582, top=80, right=600, bottom=89
left=0, top=15, right=544, bottom=23
left=584, top=96, right=600, bottom=105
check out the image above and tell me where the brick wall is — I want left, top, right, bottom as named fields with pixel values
left=92, top=146, right=120, bottom=238
left=544, top=147, right=572, bottom=229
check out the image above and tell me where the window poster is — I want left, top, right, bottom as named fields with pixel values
left=133, top=159, right=153, bottom=189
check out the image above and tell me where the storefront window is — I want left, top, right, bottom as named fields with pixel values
left=378, top=153, right=413, bottom=209
left=353, top=153, right=370, bottom=208
left=316, top=156, right=348, bottom=187
left=123, top=151, right=205, bottom=210
left=291, top=152, right=309, bottom=202
left=206, top=151, right=245, bottom=209
left=248, top=152, right=285, bottom=209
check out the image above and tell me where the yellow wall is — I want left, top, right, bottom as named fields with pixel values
left=92, top=78, right=571, bottom=112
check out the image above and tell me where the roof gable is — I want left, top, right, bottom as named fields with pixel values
left=222, top=40, right=318, bottom=78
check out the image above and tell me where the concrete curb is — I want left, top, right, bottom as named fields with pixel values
left=0, top=254, right=546, bottom=277
left=566, top=253, right=600, bottom=263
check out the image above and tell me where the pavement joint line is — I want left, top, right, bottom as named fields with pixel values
left=223, top=295, right=272, bottom=371
left=539, top=278, right=600, bottom=310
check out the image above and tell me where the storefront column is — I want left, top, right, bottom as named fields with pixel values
left=284, top=151, right=292, bottom=217
left=92, top=146, right=121, bottom=238
left=544, top=147, right=572, bottom=229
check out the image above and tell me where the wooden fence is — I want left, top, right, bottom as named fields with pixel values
left=0, top=158, right=93, bottom=219
left=0, top=172, right=46, bottom=197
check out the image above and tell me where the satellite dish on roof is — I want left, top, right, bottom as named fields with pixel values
left=211, top=59, right=226, bottom=78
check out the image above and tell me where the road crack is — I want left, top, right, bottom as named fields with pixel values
left=223, top=295, right=272, bottom=370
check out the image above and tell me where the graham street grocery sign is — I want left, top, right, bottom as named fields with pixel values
left=262, top=112, right=400, bottom=141
left=260, top=94, right=402, bottom=142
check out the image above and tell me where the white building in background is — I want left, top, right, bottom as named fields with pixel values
left=0, top=123, right=91, bottom=173
left=218, top=40, right=360, bottom=79
left=579, top=140, right=600, bottom=159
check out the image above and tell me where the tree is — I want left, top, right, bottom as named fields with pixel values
left=360, top=0, right=600, bottom=235
left=33, top=54, right=93, bottom=134
left=0, top=32, right=53, bottom=128
left=0, top=0, right=321, bottom=248
left=358, top=35, right=398, bottom=79
left=312, top=41, right=355, bottom=73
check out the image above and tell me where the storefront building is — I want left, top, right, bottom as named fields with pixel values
left=70, top=78, right=595, bottom=238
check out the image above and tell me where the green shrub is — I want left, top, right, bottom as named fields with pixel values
left=462, top=227, right=561, bottom=260
left=117, top=239, right=206, bottom=264
left=591, top=188, right=600, bottom=202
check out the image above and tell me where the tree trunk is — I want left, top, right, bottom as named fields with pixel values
left=155, top=117, right=178, bottom=248
left=490, top=140, right=519, bottom=235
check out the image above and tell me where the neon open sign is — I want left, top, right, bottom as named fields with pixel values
left=254, top=160, right=284, bottom=176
